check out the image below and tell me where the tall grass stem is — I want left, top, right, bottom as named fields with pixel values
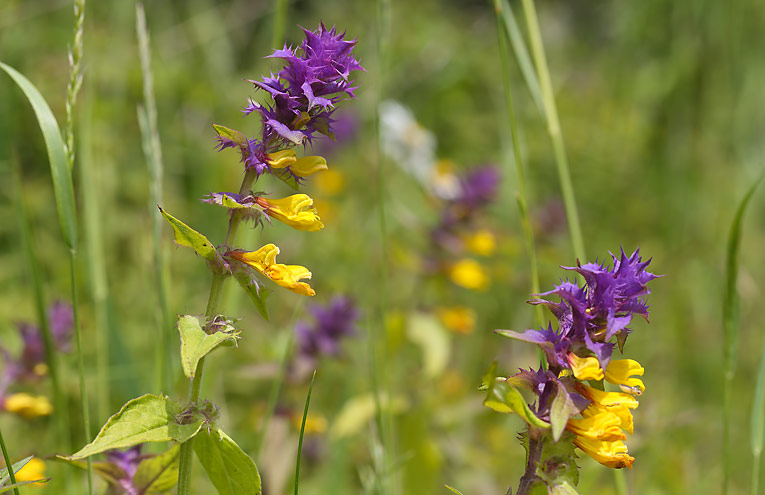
left=519, top=0, right=585, bottom=261
left=294, top=370, right=317, bottom=495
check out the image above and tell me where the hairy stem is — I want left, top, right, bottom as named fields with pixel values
left=516, top=426, right=543, bottom=495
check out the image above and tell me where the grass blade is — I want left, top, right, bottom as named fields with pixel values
left=0, top=428, right=20, bottom=495
left=0, top=62, right=77, bottom=251
left=294, top=370, right=317, bottom=495
left=721, top=175, right=763, bottom=494
left=752, top=328, right=765, bottom=495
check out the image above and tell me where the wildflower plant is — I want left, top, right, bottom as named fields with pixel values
left=483, top=248, right=658, bottom=494
left=66, top=24, right=363, bottom=495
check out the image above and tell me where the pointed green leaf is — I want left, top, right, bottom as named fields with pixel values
left=193, top=425, right=261, bottom=495
left=549, top=381, right=580, bottom=442
left=133, top=444, right=180, bottom=494
left=273, top=168, right=301, bottom=191
left=159, top=208, right=217, bottom=261
left=481, top=362, right=549, bottom=428
left=69, top=394, right=204, bottom=459
left=179, top=315, right=239, bottom=379
left=443, top=485, right=465, bottom=495
left=213, top=124, right=248, bottom=148
left=0, top=456, right=32, bottom=485
left=1, top=62, right=77, bottom=250
left=234, top=272, right=270, bottom=320
left=0, top=479, right=51, bottom=492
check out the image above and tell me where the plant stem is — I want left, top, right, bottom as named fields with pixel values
left=519, top=0, right=585, bottom=261
left=0, top=427, right=20, bottom=495
left=492, top=0, right=543, bottom=328
left=71, top=249, right=94, bottom=495
left=516, top=426, right=543, bottom=495
left=177, top=167, right=253, bottom=495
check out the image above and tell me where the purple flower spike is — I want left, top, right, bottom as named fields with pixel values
left=296, top=296, right=359, bottom=361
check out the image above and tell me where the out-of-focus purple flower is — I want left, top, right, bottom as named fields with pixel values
left=499, top=248, right=658, bottom=370
left=105, top=445, right=144, bottom=487
left=455, top=166, right=501, bottom=212
left=295, top=296, right=359, bottom=361
left=0, top=303, right=74, bottom=398
left=216, top=23, right=364, bottom=179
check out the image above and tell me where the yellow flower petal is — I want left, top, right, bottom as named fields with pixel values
left=266, top=149, right=297, bottom=169
left=566, top=411, right=626, bottom=442
left=258, top=194, right=324, bottom=232
left=567, top=353, right=604, bottom=381
left=449, top=259, right=489, bottom=290
left=290, top=156, right=328, bottom=177
left=15, top=457, right=47, bottom=486
left=605, top=359, right=645, bottom=395
left=573, top=436, right=634, bottom=469
left=3, top=393, right=53, bottom=419
left=577, top=384, right=638, bottom=434
left=230, top=245, right=315, bottom=296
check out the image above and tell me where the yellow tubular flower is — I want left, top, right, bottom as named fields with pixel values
left=566, top=411, right=626, bottom=442
left=257, top=195, right=324, bottom=231
left=605, top=359, right=645, bottom=395
left=578, top=384, right=638, bottom=434
left=230, top=244, right=315, bottom=296
left=290, top=156, right=328, bottom=177
left=3, top=393, right=53, bottom=419
left=266, top=149, right=298, bottom=169
left=14, top=457, right=47, bottom=486
left=567, top=353, right=604, bottom=381
left=573, top=436, right=634, bottom=469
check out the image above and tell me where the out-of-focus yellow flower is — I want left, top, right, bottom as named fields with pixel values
left=449, top=259, right=489, bottom=290
left=266, top=150, right=328, bottom=177
left=3, top=393, right=53, bottom=419
left=605, top=359, right=645, bottom=395
left=290, top=412, right=328, bottom=434
left=230, top=244, right=315, bottom=296
left=573, top=436, right=634, bottom=469
left=567, top=353, right=604, bottom=381
left=255, top=195, right=324, bottom=232
left=315, top=169, right=345, bottom=196
left=463, top=229, right=496, bottom=256
left=14, top=457, right=47, bottom=486
left=436, top=306, right=476, bottom=335
left=33, top=363, right=48, bottom=377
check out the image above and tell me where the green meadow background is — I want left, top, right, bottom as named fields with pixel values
left=1, top=0, right=764, bottom=494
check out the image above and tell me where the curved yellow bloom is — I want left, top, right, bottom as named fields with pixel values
left=573, top=436, right=634, bottom=469
left=449, top=259, right=489, bottom=290
left=567, top=353, right=604, bottom=381
left=566, top=411, right=626, bottom=442
left=3, top=393, right=53, bottom=419
left=605, top=359, right=645, bottom=395
left=257, top=195, right=324, bottom=231
left=290, top=156, right=328, bottom=177
left=230, top=244, right=315, bottom=296
left=266, top=149, right=298, bottom=168
left=15, top=457, right=47, bottom=486
left=577, top=384, right=638, bottom=434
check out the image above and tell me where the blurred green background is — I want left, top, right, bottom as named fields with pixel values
left=1, top=0, right=764, bottom=494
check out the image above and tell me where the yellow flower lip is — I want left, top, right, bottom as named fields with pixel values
left=605, top=359, right=645, bottom=395
left=229, top=244, right=315, bottom=296
left=265, top=150, right=328, bottom=177
left=567, top=353, right=604, bottom=381
left=566, top=411, right=626, bottom=442
left=573, top=436, right=634, bottom=469
left=255, top=195, right=324, bottom=232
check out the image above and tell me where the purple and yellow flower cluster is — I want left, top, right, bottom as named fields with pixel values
left=497, top=248, right=658, bottom=469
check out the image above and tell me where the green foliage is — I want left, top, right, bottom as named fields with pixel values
left=548, top=381, right=581, bottom=442
left=178, top=315, right=240, bottom=379
left=133, top=445, right=181, bottom=494
left=0, top=480, right=50, bottom=493
left=294, top=370, right=316, bottom=495
left=443, top=485, right=465, bottom=495
left=158, top=208, right=218, bottom=262
left=70, top=395, right=204, bottom=459
left=233, top=272, right=270, bottom=320
left=406, top=313, right=450, bottom=379
left=0, top=457, right=32, bottom=486
left=213, top=124, right=248, bottom=148
left=193, top=425, right=261, bottom=495
left=481, top=362, right=549, bottom=429
left=0, top=62, right=77, bottom=250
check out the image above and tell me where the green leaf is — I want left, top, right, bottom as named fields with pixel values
left=549, top=380, right=580, bottom=442
left=406, top=313, right=450, bottom=379
left=234, top=272, right=270, bottom=320
left=0, top=479, right=51, bottom=493
left=1, top=62, right=77, bottom=250
left=550, top=482, right=581, bottom=495
left=133, top=444, right=180, bottom=494
left=159, top=207, right=218, bottom=262
left=179, top=315, right=239, bottom=379
left=213, top=124, right=248, bottom=148
left=0, top=456, right=32, bottom=485
left=193, top=425, right=261, bottom=495
left=294, top=370, right=316, bottom=495
left=69, top=394, right=204, bottom=459
left=273, top=168, right=301, bottom=191
left=481, top=362, right=549, bottom=429
left=443, top=485, right=465, bottom=495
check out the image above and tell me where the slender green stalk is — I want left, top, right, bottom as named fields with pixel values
left=294, top=370, right=317, bottom=495
left=64, top=0, right=84, bottom=173
left=723, top=176, right=762, bottom=494
left=492, top=0, right=543, bottom=328
left=752, top=325, right=765, bottom=495
left=519, top=0, right=585, bottom=261
left=0, top=427, right=20, bottom=495
left=271, top=0, right=288, bottom=50
left=136, top=2, right=172, bottom=393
